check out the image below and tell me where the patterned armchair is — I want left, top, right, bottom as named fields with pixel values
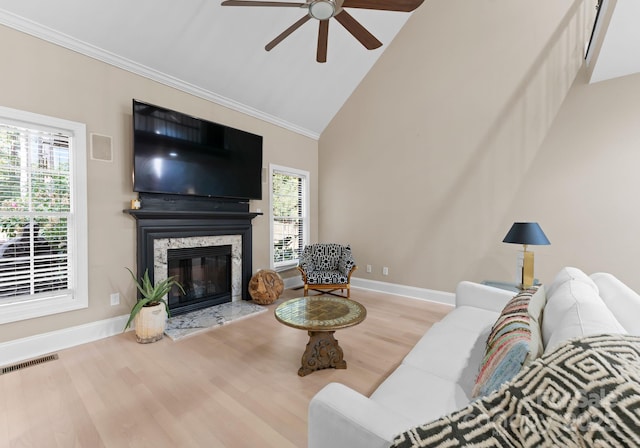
left=297, top=243, right=357, bottom=298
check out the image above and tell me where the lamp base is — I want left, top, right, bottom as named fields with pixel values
left=521, top=250, right=535, bottom=289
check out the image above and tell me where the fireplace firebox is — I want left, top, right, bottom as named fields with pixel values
left=167, top=245, right=232, bottom=314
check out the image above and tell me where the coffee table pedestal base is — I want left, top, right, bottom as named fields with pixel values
left=298, top=330, right=346, bottom=377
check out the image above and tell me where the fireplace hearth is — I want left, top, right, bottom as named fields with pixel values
left=125, top=194, right=261, bottom=316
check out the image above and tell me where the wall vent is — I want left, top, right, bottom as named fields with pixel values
left=90, top=133, right=113, bottom=162
left=1, top=354, right=59, bottom=375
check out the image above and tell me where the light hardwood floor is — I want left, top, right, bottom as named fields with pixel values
left=0, top=288, right=452, bottom=448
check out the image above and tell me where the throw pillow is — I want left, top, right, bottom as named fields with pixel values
left=472, top=287, right=544, bottom=398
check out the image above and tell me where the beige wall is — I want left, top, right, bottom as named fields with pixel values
left=0, top=25, right=318, bottom=343
left=516, top=68, right=640, bottom=289
left=319, top=0, right=597, bottom=292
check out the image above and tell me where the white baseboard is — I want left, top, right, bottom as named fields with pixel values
left=283, top=276, right=304, bottom=290
left=1, top=279, right=452, bottom=366
left=0, top=314, right=130, bottom=367
left=284, top=275, right=454, bottom=306
left=350, top=277, right=455, bottom=306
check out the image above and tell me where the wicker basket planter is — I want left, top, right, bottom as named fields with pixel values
left=134, top=302, right=167, bottom=343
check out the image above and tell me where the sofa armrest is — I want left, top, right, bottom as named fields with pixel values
left=455, top=281, right=516, bottom=312
left=309, top=383, right=414, bottom=448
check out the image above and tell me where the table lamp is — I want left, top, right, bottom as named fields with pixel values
left=502, top=222, right=550, bottom=288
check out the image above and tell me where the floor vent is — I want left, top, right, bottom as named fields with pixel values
left=1, top=354, right=59, bottom=375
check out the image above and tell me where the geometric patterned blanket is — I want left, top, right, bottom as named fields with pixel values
left=391, top=334, right=640, bottom=447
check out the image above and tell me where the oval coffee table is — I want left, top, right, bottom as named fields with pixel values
left=275, top=296, right=367, bottom=376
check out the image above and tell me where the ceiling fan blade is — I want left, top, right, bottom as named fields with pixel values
left=341, top=0, right=423, bottom=12
left=221, top=0, right=306, bottom=6
left=334, top=10, right=382, bottom=50
left=317, top=20, right=329, bottom=63
left=265, top=15, right=312, bottom=51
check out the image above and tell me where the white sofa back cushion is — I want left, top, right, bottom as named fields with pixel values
left=542, top=280, right=626, bottom=354
left=545, top=266, right=599, bottom=299
left=591, top=272, right=640, bottom=336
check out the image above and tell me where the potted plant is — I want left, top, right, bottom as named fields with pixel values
left=124, top=268, right=184, bottom=343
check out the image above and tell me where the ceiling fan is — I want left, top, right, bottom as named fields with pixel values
left=220, top=0, right=424, bottom=63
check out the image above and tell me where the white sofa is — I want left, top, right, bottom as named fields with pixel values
left=308, top=267, right=638, bottom=448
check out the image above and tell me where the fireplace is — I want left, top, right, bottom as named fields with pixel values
left=125, top=194, right=261, bottom=316
left=167, top=245, right=232, bottom=314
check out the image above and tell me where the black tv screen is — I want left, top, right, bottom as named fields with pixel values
left=132, top=100, right=263, bottom=200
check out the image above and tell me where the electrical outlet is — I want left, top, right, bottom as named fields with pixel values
left=382, top=267, right=389, bottom=276
left=110, top=293, right=120, bottom=306
left=366, top=264, right=372, bottom=273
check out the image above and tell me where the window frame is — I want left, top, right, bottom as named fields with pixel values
left=0, top=106, right=88, bottom=324
left=269, top=164, right=309, bottom=271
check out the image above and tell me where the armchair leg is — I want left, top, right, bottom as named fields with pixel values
left=304, top=284, right=309, bottom=296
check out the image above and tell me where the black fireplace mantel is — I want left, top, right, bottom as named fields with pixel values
left=124, top=205, right=262, bottom=315
left=125, top=209, right=261, bottom=221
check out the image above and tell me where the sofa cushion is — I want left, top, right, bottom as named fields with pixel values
left=591, top=272, right=640, bottom=336
left=544, top=294, right=627, bottom=355
left=370, top=364, right=469, bottom=427
left=542, top=279, right=620, bottom=347
left=437, top=305, right=500, bottom=334
left=402, top=321, right=491, bottom=388
left=392, top=334, right=640, bottom=448
left=305, top=270, right=349, bottom=285
left=309, top=243, right=343, bottom=270
left=471, top=287, right=545, bottom=398
left=457, top=325, right=492, bottom=397
left=545, top=266, right=598, bottom=299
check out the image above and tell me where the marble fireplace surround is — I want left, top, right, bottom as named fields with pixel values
left=125, top=205, right=261, bottom=315
left=153, top=234, right=242, bottom=302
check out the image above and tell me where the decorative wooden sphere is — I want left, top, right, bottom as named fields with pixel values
left=249, top=270, right=284, bottom=305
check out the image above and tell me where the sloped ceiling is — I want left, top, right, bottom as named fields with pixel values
left=0, top=0, right=634, bottom=139
left=0, top=0, right=416, bottom=139
left=587, top=0, right=640, bottom=83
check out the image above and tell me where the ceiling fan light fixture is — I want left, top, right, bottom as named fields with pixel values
left=308, top=0, right=335, bottom=20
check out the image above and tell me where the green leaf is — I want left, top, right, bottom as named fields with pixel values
left=123, top=267, right=184, bottom=332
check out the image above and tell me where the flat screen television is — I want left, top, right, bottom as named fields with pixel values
left=132, top=99, right=263, bottom=200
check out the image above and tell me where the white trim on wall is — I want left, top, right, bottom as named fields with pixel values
left=0, top=314, right=130, bottom=367
left=351, top=278, right=456, bottom=306
left=284, top=275, right=455, bottom=305
left=0, top=280, right=454, bottom=366
left=0, top=10, right=319, bottom=141
left=269, top=164, right=310, bottom=272
left=0, top=106, right=89, bottom=324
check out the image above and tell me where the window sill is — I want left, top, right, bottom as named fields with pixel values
left=0, top=290, right=88, bottom=324
left=274, top=262, right=299, bottom=273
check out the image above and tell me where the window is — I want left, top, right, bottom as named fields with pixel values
left=0, top=106, right=87, bottom=324
left=270, top=165, right=309, bottom=270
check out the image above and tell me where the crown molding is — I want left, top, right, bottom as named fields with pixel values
left=0, top=10, right=320, bottom=140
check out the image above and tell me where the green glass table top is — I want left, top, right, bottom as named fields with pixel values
left=275, top=296, right=367, bottom=331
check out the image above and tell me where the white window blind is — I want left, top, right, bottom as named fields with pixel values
left=0, top=125, right=71, bottom=297
left=0, top=106, right=87, bottom=324
left=270, top=165, right=308, bottom=269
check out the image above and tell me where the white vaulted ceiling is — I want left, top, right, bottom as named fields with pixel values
left=0, top=0, right=635, bottom=139
left=587, top=0, right=640, bottom=83
left=0, top=0, right=415, bottom=139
